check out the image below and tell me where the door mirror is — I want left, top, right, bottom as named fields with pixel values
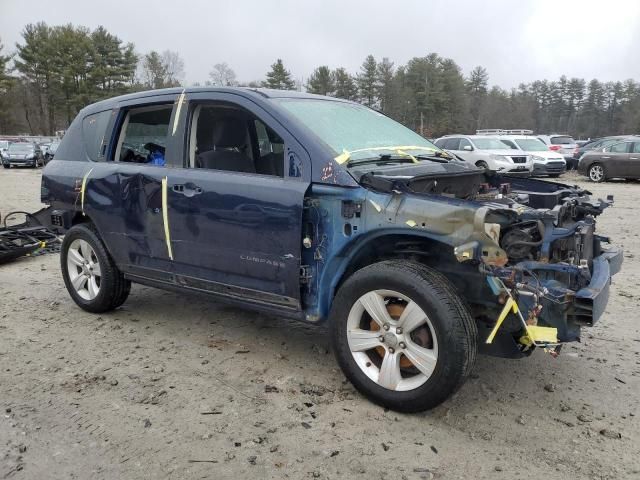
left=463, top=145, right=473, bottom=151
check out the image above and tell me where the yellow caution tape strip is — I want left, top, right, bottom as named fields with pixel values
left=486, top=296, right=518, bottom=344
left=80, top=168, right=94, bottom=216
left=161, top=177, right=174, bottom=260
left=334, top=145, right=439, bottom=165
left=172, top=90, right=186, bottom=136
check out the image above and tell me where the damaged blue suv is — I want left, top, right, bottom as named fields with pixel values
left=41, top=88, right=622, bottom=412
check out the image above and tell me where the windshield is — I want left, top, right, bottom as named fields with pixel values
left=8, top=143, right=34, bottom=153
left=472, top=138, right=511, bottom=150
left=514, top=138, right=548, bottom=152
left=276, top=99, right=440, bottom=161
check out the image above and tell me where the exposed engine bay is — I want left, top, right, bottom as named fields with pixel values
left=349, top=159, right=622, bottom=357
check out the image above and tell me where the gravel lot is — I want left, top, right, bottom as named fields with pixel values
left=1, top=168, right=639, bottom=479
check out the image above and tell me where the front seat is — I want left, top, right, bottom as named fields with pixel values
left=197, top=117, right=256, bottom=173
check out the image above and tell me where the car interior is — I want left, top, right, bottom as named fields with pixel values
left=190, top=105, right=284, bottom=177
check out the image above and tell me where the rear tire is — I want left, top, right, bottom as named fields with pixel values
left=588, top=163, right=605, bottom=183
left=476, top=161, right=489, bottom=170
left=3, top=164, right=9, bottom=169
left=61, top=223, right=131, bottom=313
left=330, top=260, right=477, bottom=412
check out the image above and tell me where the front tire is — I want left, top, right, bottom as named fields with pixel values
left=476, top=161, right=489, bottom=170
left=330, top=260, right=477, bottom=412
left=588, top=163, right=605, bottom=182
left=61, top=223, right=131, bottom=313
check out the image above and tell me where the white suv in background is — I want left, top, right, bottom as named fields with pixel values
left=496, top=135, right=566, bottom=177
left=434, top=135, right=533, bottom=175
left=537, top=134, right=579, bottom=169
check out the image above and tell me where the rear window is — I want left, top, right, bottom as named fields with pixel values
left=82, top=110, right=112, bottom=161
left=550, top=136, right=575, bottom=145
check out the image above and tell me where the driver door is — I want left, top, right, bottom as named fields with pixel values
left=165, top=92, right=311, bottom=311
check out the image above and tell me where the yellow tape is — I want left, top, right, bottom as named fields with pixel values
left=334, top=145, right=438, bottom=164
left=161, top=177, right=174, bottom=260
left=486, top=297, right=518, bottom=344
left=525, top=325, right=558, bottom=344
left=172, top=90, right=186, bottom=136
left=395, top=149, right=419, bottom=163
left=80, top=168, right=94, bottom=215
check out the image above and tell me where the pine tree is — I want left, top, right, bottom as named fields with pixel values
left=306, top=66, right=335, bottom=96
left=334, top=68, right=358, bottom=100
left=376, top=58, right=394, bottom=113
left=263, top=59, right=295, bottom=90
left=357, top=55, right=378, bottom=107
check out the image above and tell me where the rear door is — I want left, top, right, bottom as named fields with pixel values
left=165, top=92, right=311, bottom=310
left=629, top=142, right=640, bottom=177
left=84, top=94, right=180, bottom=281
left=602, top=141, right=631, bottom=177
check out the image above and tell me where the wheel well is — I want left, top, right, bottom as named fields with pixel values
left=336, top=235, right=467, bottom=293
left=71, top=212, right=91, bottom=226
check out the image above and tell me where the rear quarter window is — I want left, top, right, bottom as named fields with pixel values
left=82, top=110, right=113, bottom=161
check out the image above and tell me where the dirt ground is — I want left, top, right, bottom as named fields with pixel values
left=1, top=167, right=638, bottom=480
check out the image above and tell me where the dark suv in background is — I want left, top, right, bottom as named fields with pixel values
left=40, top=87, right=621, bottom=412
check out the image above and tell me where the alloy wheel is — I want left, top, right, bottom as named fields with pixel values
left=346, top=289, right=438, bottom=392
left=66, top=239, right=102, bottom=300
left=589, top=164, right=604, bottom=182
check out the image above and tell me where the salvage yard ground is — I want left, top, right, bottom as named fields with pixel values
left=1, top=168, right=639, bottom=479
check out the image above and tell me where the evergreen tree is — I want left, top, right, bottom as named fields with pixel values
left=357, top=54, right=378, bottom=107
left=334, top=68, right=358, bottom=100
left=263, top=59, right=295, bottom=90
left=466, top=66, right=488, bottom=130
left=306, top=66, right=335, bottom=96
left=376, top=57, right=394, bottom=113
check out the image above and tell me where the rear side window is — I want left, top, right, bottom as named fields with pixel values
left=445, top=138, right=460, bottom=150
left=82, top=110, right=112, bottom=161
left=434, top=139, right=446, bottom=148
left=550, top=136, right=574, bottom=145
left=608, top=142, right=630, bottom=153
left=633, top=142, right=640, bottom=154
left=114, top=105, right=173, bottom=165
left=500, top=139, right=517, bottom=149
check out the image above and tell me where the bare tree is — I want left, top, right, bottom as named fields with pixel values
left=160, top=50, right=185, bottom=87
left=209, top=62, right=237, bottom=87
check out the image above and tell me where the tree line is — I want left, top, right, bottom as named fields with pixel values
left=1, top=22, right=639, bottom=139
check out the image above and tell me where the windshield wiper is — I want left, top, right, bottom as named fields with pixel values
left=346, top=154, right=417, bottom=167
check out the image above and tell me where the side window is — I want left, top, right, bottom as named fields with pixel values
left=434, top=139, right=446, bottom=148
left=459, top=138, right=473, bottom=150
left=82, top=110, right=112, bottom=161
left=633, top=142, right=640, bottom=154
left=189, top=104, right=284, bottom=177
left=445, top=138, right=461, bottom=150
left=608, top=142, right=629, bottom=153
left=113, top=105, right=173, bottom=165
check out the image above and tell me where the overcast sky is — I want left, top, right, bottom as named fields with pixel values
left=1, top=0, right=639, bottom=88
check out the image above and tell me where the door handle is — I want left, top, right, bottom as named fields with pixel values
left=172, top=183, right=203, bottom=197
left=631, top=157, right=639, bottom=160
left=602, top=156, right=611, bottom=159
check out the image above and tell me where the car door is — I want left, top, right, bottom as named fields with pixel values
left=629, top=142, right=640, bottom=177
left=83, top=94, right=181, bottom=281
left=602, top=141, right=631, bottom=177
left=164, top=92, right=311, bottom=311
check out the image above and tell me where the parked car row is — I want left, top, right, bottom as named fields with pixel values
left=0, top=139, right=60, bottom=169
left=577, top=137, right=640, bottom=182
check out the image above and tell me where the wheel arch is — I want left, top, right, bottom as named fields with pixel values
left=314, top=230, right=464, bottom=321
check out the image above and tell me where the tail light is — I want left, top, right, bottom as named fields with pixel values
left=549, top=145, right=561, bottom=151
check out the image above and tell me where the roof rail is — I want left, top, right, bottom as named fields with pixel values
left=505, top=129, right=534, bottom=135
left=476, top=129, right=506, bottom=135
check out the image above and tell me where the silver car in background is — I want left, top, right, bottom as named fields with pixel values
left=537, top=134, right=579, bottom=168
left=434, top=135, right=533, bottom=175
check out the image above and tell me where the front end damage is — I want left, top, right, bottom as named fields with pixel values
left=348, top=162, right=622, bottom=358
